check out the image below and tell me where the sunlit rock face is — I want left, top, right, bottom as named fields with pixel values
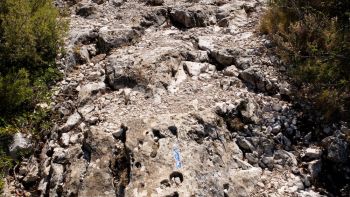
left=2, top=1, right=330, bottom=197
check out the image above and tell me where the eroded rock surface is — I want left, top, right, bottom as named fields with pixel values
left=4, top=0, right=344, bottom=197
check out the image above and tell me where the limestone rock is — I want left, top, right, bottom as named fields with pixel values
left=22, top=158, right=39, bottom=184
left=239, top=99, right=260, bottom=124
left=327, top=137, right=348, bottom=163
left=60, top=133, right=71, bottom=147
left=170, top=8, right=209, bottom=28
left=303, top=147, right=322, bottom=161
left=74, top=45, right=90, bottom=64
left=237, top=137, right=254, bottom=152
left=197, top=36, right=214, bottom=51
left=63, top=159, right=87, bottom=196
left=110, top=0, right=125, bottom=7
left=92, top=0, right=106, bottom=5
left=210, top=48, right=239, bottom=68
left=97, top=27, right=143, bottom=53
left=76, top=4, right=97, bottom=17
left=308, top=160, right=322, bottom=180
left=141, top=9, right=168, bottom=27
left=78, top=82, right=106, bottom=103
left=59, top=112, right=82, bottom=132
left=183, top=61, right=212, bottom=77
left=239, top=67, right=278, bottom=94
left=146, top=0, right=164, bottom=6
left=223, top=65, right=239, bottom=77
left=227, top=167, right=262, bottom=196
left=49, top=164, right=64, bottom=197
left=5, top=1, right=329, bottom=196
left=9, top=133, right=32, bottom=158
left=236, top=56, right=252, bottom=70
left=79, top=126, right=121, bottom=196
left=105, top=56, right=137, bottom=90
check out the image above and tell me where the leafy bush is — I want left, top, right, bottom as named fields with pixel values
left=261, top=0, right=350, bottom=121
left=0, top=69, right=33, bottom=114
left=0, top=0, right=65, bottom=74
left=0, top=0, right=65, bottom=191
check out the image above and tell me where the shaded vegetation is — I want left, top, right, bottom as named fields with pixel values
left=260, top=0, right=350, bottom=121
left=261, top=1, right=350, bottom=196
left=0, top=0, right=65, bottom=191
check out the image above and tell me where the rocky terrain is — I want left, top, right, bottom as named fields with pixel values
left=3, top=0, right=350, bottom=196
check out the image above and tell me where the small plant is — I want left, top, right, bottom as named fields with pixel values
left=0, top=151, right=13, bottom=192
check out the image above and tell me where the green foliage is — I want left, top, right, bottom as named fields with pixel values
left=0, top=69, right=33, bottom=114
left=261, top=0, right=350, bottom=121
left=0, top=124, right=16, bottom=192
left=0, top=150, right=13, bottom=192
left=0, top=0, right=66, bottom=73
left=0, top=0, right=66, bottom=114
left=0, top=0, right=66, bottom=191
left=0, top=0, right=65, bottom=115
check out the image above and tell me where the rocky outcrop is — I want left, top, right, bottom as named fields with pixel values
left=105, top=56, right=137, bottom=90
left=4, top=0, right=344, bottom=196
left=239, top=67, right=279, bottom=95
left=76, top=4, right=97, bottom=17
left=9, top=133, right=32, bottom=158
left=146, top=0, right=164, bottom=6
left=210, top=48, right=240, bottom=68
left=170, top=7, right=209, bottom=28
left=96, top=27, right=143, bottom=53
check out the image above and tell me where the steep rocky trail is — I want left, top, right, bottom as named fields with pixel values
left=4, top=0, right=336, bottom=196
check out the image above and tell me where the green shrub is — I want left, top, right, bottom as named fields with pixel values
left=0, top=69, right=33, bottom=114
left=0, top=0, right=66, bottom=191
left=0, top=124, right=16, bottom=193
left=0, top=0, right=65, bottom=74
left=0, top=150, right=13, bottom=193
left=261, top=0, right=350, bottom=121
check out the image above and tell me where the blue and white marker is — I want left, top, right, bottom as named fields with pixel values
left=173, top=145, right=182, bottom=169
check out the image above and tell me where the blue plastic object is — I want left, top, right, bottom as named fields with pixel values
left=173, top=145, right=182, bottom=169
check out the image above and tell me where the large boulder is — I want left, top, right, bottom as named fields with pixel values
left=326, top=137, right=348, bottom=163
left=62, top=158, right=88, bottom=196
left=105, top=56, right=137, bottom=90
left=141, top=9, right=168, bottom=27
left=120, top=114, right=263, bottom=196
left=96, top=27, right=143, bottom=53
left=59, top=112, right=82, bottom=132
left=146, top=0, right=164, bottom=6
left=74, top=45, right=90, bottom=64
left=66, top=0, right=83, bottom=6
left=183, top=61, right=215, bottom=77
left=170, top=8, right=209, bottom=28
left=92, top=0, right=106, bottom=4
left=78, top=126, right=124, bottom=197
left=76, top=4, right=97, bottom=18
left=239, top=67, right=278, bottom=94
left=110, top=0, right=125, bottom=7
left=210, top=48, right=240, bottom=68
left=238, top=99, right=260, bottom=124
left=19, top=157, right=40, bottom=185
left=49, top=164, right=64, bottom=197
left=78, top=82, right=106, bottom=104
left=226, top=167, right=262, bottom=196
left=9, top=133, right=32, bottom=158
